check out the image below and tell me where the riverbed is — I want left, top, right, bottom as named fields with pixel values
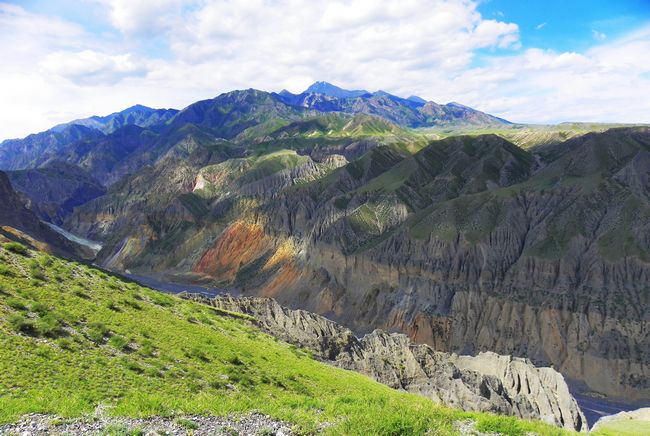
left=570, top=390, right=650, bottom=428
left=122, top=272, right=231, bottom=298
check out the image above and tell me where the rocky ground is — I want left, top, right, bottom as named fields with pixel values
left=203, top=295, right=587, bottom=432
left=0, top=413, right=294, bottom=436
left=0, top=414, right=498, bottom=436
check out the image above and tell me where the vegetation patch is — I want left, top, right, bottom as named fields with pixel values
left=4, top=242, right=28, bottom=255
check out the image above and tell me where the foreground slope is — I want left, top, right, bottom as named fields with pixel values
left=0, top=241, right=569, bottom=435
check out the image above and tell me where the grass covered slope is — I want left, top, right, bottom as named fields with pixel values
left=0, top=242, right=570, bottom=435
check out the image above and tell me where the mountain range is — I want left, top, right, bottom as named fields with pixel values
left=1, top=81, right=649, bottom=424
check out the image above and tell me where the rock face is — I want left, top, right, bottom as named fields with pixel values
left=203, top=295, right=587, bottom=431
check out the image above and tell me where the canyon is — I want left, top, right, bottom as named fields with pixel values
left=2, top=83, right=649, bottom=414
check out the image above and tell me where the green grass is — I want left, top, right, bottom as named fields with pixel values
left=0, top=244, right=567, bottom=435
left=592, top=419, right=650, bottom=436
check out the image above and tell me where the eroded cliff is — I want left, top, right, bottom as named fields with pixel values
left=200, top=295, right=586, bottom=431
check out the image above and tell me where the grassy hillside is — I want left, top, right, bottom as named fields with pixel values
left=0, top=240, right=570, bottom=435
left=421, top=123, right=646, bottom=149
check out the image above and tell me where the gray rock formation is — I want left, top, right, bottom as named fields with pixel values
left=198, top=295, right=586, bottom=431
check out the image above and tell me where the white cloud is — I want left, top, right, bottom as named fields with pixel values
left=0, top=1, right=649, bottom=140
left=451, top=25, right=650, bottom=123
left=96, top=0, right=184, bottom=35
left=166, top=0, right=519, bottom=83
left=41, top=50, right=148, bottom=85
left=0, top=3, right=84, bottom=69
left=592, top=29, right=607, bottom=41
left=535, top=22, right=546, bottom=30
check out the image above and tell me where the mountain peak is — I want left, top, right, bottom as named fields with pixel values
left=446, top=101, right=470, bottom=109
left=120, top=104, right=154, bottom=114
left=407, top=95, right=427, bottom=104
left=304, top=81, right=369, bottom=99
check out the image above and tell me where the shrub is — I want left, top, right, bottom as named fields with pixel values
left=228, top=355, right=244, bottom=366
left=108, top=334, right=130, bottom=351
left=72, top=286, right=91, bottom=299
left=476, top=415, right=524, bottom=436
left=175, top=418, right=199, bottom=430
left=6, top=298, right=27, bottom=311
left=138, top=340, right=156, bottom=358
left=30, top=301, right=49, bottom=314
left=35, top=313, right=64, bottom=338
left=35, top=346, right=53, bottom=359
left=221, top=426, right=238, bottom=436
left=144, top=366, right=163, bottom=378
left=105, top=301, right=121, bottom=312
left=28, top=260, right=47, bottom=281
left=186, top=346, right=210, bottom=362
left=122, top=299, right=142, bottom=310
left=120, top=357, right=143, bottom=374
left=86, top=322, right=110, bottom=344
left=150, top=293, right=174, bottom=307
left=226, top=368, right=255, bottom=388
left=196, top=314, right=214, bottom=325
left=57, top=337, right=75, bottom=351
left=4, top=242, right=28, bottom=255
left=209, top=379, right=227, bottom=389
left=0, top=264, right=14, bottom=277
left=101, top=424, right=143, bottom=436
left=8, top=313, right=36, bottom=335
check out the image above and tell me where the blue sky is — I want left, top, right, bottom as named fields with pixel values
left=480, top=0, right=650, bottom=50
left=1, top=0, right=650, bottom=139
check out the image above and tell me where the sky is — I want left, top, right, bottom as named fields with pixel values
left=1, top=0, right=650, bottom=140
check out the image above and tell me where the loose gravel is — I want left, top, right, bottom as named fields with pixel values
left=0, top=413, right=294, bottom=435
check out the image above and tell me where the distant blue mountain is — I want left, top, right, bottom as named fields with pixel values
left=52, top=104, right=179, bottom=134
left=304, top=81, right=370, bottom=99
left=0, top=104, right=179, bottom=176
left=407, top=95, right=427, bottom=104
left=276, top=82, right=509, bottom=128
